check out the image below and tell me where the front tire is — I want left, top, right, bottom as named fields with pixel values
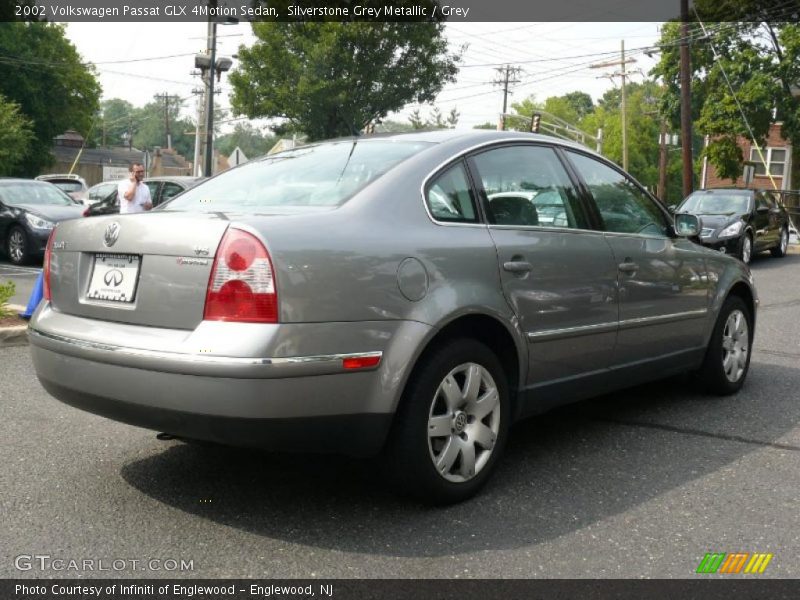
left=771, top=227, right=788, bottom=258
left=387, top=338, right=511, bottom=504
left=738, top=233, right=753, bottom=265
left=697, top=296, right=753, bottom=395
left=7, top=226, right=30, bottom=265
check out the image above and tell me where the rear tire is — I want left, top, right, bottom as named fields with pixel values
left=386, top=338, right=511, bottom=505
left=771, top=227, right=788, bottom=258
left=697, top=296, right=752, bottom=395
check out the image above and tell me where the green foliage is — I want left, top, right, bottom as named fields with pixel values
left=652, top=16, right=800, bottom=182
left=93, top=98, right=136, bottom=147
left=216, top=122, right=276, bottom=159
left=0, top=23, right=101, bottom=176
left=229, top=22, right=460, bottom=140
left=473, top=122, right=497, bottom=130
left=0, top=95, right=34, bottom=176
left=0, top=280, right=16, bottom=318
left=408, top=105, right=459, bottom=129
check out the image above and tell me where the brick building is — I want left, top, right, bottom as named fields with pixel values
left=702, top=123, right=796, bottom=191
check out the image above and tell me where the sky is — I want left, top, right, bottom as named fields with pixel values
left=64, top=21, right=664, bottom=137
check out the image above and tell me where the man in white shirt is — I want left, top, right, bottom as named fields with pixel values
left=118, top=162, right=153, bottom=214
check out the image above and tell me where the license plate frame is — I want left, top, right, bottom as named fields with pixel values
left=86, top=253, right=141, bottom=303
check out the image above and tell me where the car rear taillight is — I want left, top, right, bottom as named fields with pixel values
left=82, top=207, right=90, bottom=217
left=204, top=228, right=278, bottom=323
left=43, top=228, right=56, bottom=301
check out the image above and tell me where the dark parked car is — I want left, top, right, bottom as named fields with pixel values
left=30, top=131, right=757, bottom=503
left=84, top=176, right=204, bottom=216
left=0, top=179, right=85, bottom=264
left=676, top=188, right=791, bottom=264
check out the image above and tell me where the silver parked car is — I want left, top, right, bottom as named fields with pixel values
left=29, top=131, right=757, bottom=503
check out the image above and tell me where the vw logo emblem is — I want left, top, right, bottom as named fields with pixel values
left=103, top=269, right=123, bottom=287
left=104, top=221, right=121, bottom=247
left=454, top=412, right=468, bottom=433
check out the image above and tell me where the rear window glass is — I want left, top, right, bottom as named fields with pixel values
left=163, top=140, right=432, bottom=213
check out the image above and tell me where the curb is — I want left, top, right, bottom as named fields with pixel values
left=0, top=304, right=28, bottom=348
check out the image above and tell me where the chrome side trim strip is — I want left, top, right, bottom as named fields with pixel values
left=617, top=309, right=708, bottom=331
left=527, top=309, right=708, bottom=342
left=527, top=321, right=617, bottom=342
left=28, top=327, right=382, bottom=379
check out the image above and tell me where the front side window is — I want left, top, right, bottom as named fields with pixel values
left=165, top=140, right=431, bottom=214
left=160, top=182, right=185, bottom=203
left=471, top=145, right=582, bottom=228
left=566, top=151, right=669, bottom=237
left=425, top=162, right=478, bottom=223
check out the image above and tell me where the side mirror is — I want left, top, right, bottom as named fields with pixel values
left=756, top=205, right=769, bottom=214
left=667, top=205, right=677, bottom=214
left=674, top=213, right=700, bottom=237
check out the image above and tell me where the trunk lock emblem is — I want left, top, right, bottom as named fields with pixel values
left=104, top=222, right=121, bottom=247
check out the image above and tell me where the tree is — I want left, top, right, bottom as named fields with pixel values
left=0, top=22, right=101, bottom=176
left=229, top=21, right=460, bottom=140
left=94, top=98, right=136, bottom=147
left=216, top=122, right=276, bottom=159
left=652, top=7, right=800, bottom=182
left=0, top=95, right=34, bottom=176
left=408, top=105, right=459, bottom=129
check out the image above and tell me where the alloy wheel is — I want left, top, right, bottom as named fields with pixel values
left=741, top=236, right=751, bottom=264
left=427, top=362, right=501, bottom=483
left=721, top=309, right=749, bottom=383
left=8, top=229, right=25, bottom=264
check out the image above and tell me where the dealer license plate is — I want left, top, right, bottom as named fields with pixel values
left=87, top=254, right=140, bottom=303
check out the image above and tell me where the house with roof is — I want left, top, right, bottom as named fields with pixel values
left=39, top=130, right=193, bottom=186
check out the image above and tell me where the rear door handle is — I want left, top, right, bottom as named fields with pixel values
left=503, top=261, right=533, bottom=273
left=618, top=261, right=638, bottom=274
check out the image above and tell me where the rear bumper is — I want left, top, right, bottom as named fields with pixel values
left=29, top=305, right=434, bottom=455
left=37, top=375, right=392, bottom=456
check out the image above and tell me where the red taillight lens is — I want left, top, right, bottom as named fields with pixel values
left=82, top=207, right=90, bottom=217
left=43, top=228, right=56, bottom=301
left=204, top=228, right=278, bottom=323
left=342, top=355, right=382, bottom=370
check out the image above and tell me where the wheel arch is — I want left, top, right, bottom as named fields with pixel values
left=393, top=312, right=526, bottom=421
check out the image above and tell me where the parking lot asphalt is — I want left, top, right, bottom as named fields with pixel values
left=1, top=251, right=800, bottom=579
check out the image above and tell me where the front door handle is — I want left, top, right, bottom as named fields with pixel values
left=618, top=260, right=638, bottom=274
left=503, top=261, right=533, bottom=273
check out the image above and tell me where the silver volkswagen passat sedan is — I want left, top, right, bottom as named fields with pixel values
left=29, top=131, right=757, bottom=504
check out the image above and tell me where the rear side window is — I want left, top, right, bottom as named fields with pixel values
left=425, top=162, right=478, bottom=223
left=566, top=151, right=669, bottom=237
left=166, top=140, right=432, bottom=213
left=470, top=145, right=583, bottom=229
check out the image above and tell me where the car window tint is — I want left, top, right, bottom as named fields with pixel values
left=426, top=162, right=477, bottom=223
left=145, top=181, right=160, bottom=200
left=471, top=145, right=581, bottom=228
left=160, top=182, right=184, bottom=203
left=566, top=151, right=668, bottom=237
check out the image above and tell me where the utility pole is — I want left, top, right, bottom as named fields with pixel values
left=155, top=92, right=180, bottom=150
left=659, top=121, right=668, bottom=202
left=204, top=13, right=217, bottom=176
left=680, top=0, right=693, bottom=196
left=493, top=65, right=521, bottom=130
left=620, top=40, right=628, bottom=171
left=590, top=43, right=637, bottom=171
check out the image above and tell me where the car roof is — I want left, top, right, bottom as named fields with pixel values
left=143, top=176, right=203, bottom=183
left=693, top=188, right=752, bottom=195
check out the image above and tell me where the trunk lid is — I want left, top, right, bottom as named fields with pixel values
left=49, top=212, right=231, bottom=330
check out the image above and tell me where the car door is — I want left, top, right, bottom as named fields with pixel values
left=467, top=144, right=619, bottom=392
left=564, top=150, right=711, bottom=368
left=760, top=191, right=782, bottom=248
left=144, top=181, right=162, bottom=206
